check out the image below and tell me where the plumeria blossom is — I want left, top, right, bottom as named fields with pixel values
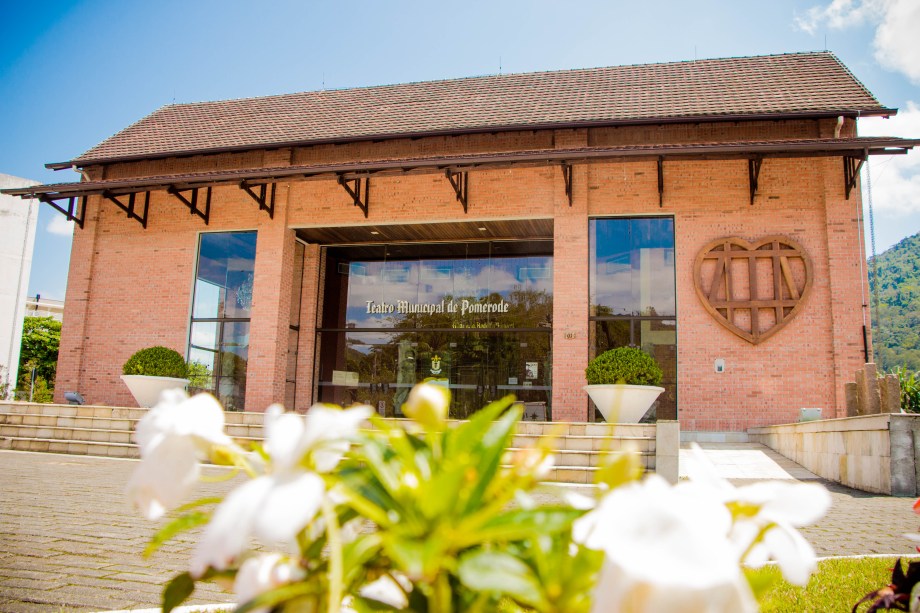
left=190, top=402, right=372, bottom=578
left=573, top=475, right=757, bottom=613
left=234, top=553, right=305, bottom=613
left=126, top=390, right=240, bottom=520
left=682, top=444, right=831, bottom=585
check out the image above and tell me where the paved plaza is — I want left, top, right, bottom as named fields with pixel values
left=1, top=446, right=919, bottom=612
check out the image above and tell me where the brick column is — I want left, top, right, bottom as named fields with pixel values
left=551, top=129, right=590, bottom=421
left=244, top=182, right=296, bottom=412
left=54, top=194, right=101, bottom=404
left=294, top=243, right=322, bottom=411
left=822, top=156, right=872, bottom=418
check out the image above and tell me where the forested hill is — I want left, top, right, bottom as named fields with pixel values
left=870, top=232, right=920, bottom=372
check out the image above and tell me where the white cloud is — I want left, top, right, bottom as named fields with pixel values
left=46, top=214, right=75, bottom=236
left=794, top=0, right=920, bottom=83
left=859, top=101, right=920, bottom=215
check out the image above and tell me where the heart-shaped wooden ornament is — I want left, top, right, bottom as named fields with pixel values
left=693, top=236, right=813, bottom=344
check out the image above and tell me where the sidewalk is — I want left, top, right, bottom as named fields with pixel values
left=1, top=446, right=918, bottom=611
left=683, top=442, right=920, bottom=556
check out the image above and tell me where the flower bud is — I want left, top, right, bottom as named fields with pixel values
left=402, top=382, right=450, bottom=430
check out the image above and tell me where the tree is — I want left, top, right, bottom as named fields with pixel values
left=16, top=316, right=62, bottom=402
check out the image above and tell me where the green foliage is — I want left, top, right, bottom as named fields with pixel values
left=123, top=346, right=188, bottom=378
left=0, top=364, right=9, bottom=400
left=747, top=556, right=920, bottom=613
left=585, top=346, right=662, bottom=386
left=16, top=316, right=61, bottom=401
left=16, top=373, right=53, bottom=403
left=897, top=367, right=920, bottom=414
left=186, top=361, right=212, bottom=388
left=870, top=232, right=920, bottom=372
left=334, top=394, right=593, bottom=612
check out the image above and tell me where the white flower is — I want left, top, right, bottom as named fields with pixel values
left=402, top=382, right=449, bottom=430
left=730, top=480, right=831, bottom=585
left=357, top=574, right=410, bottom=609
left=573, top=475, right=756, bottom=613
left=126, top=390, right=236, bottom=520
left=190, top=402, right=371, bottom=577
left=234, top=553, right=304, bottom=613
left=682, top=444, right=831, bottom=585
left=265, top=403, right=373, bottom=473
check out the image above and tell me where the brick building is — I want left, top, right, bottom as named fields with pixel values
left=5, top=52, right=918, bottom=432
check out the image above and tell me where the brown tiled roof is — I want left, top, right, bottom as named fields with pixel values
left=71, top=52, right=889, bottom=166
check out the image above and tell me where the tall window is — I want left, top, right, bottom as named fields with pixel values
left=589, top=218, right=677, bottom=420
left=188, top=232, right=257, bottom=410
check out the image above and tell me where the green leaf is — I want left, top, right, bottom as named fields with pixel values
left=162, top=572, right=195, bottom=613
left=594, top=450, right=643, bottom=491
left=342, top=533, right=384, bottom=585
left=236, top=581, right=321, bottom=613
left=349, top=595, right=400, bottom=612
left=144, top=511, right=211, bottom=558
left=460, top=507, right=582, bottom=547
left=461, top=403, right=521, bottom=514
left=458, top=550, right=549, bottom=610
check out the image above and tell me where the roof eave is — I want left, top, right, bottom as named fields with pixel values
left=47, top=107, right=897, bottom=170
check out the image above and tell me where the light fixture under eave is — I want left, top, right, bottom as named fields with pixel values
left=478, top=227, right=487, bottom=231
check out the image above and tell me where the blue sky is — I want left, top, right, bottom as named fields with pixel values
left=2, top=0, right=918, bottom=301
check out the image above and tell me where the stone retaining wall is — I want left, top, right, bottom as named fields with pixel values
left=748, top=413, right=920, bottom=496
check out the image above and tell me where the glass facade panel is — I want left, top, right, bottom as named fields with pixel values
left=317, top=241, right=553, bottom=419
left=590, top=217, right=675, bottom=317
left=589, top=218, right=677, bottom=421
left=188, top=231, right=257, bottom=410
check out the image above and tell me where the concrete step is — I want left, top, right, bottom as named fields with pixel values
left=0, top=436, right=139, bottom=458
left=0, top=403, right=665, bottom=485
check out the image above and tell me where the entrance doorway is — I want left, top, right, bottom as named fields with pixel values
left=313, top=237, right=553, bottom=419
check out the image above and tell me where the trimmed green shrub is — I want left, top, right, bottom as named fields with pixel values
left=123, top=346, right=188, bottom=378
left=585, top=346, right=663, bottom=386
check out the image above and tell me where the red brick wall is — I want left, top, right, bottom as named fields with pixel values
left=56, top=120, right=870, bottom=430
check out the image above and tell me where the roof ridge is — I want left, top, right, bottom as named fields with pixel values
left=157, top=50, right=839, bottom=110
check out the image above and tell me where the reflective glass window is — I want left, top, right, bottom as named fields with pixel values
left=589, top=218, right=677, bottom=421
left=188, top=231, right=257, bottom=410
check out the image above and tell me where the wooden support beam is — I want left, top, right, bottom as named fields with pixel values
left=657, top=157, right=664, bottom=207
left=39, top=195, right=86, bottom=229
left=445, top=169, right=468, bottom=213
left=240, top=181, right=276, bottom=219
left=560, top=163, right=573, bottom=206
left=843, top=151, right=867, bottom=200
left=337, top=175, right=369, bottom=218
left=167, top=186, right=210, bottom=225
left=748, top=156, right=763, bottom=206
left=103, top=191, right=149, bottom=228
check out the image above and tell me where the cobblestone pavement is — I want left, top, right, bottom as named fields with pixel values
left=0, top=451, right=239, bottom=612
left=2, top=446, right=919, bottom=611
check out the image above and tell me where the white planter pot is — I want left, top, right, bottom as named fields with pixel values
left=121, top=375, right=190, bottom=408
left=583, top=384, right=665, bottom=423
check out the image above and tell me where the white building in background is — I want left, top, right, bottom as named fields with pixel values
left=0, top=174, right=39, bottom=398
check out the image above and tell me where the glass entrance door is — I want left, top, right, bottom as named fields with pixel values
left=315, top=240, right=553, bottom=419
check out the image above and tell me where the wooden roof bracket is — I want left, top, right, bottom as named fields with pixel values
left=338, top=175, right=369, bottom=218
left=38, top=195, right=85, bottom=229
left=445, top=169, right=468, bottom=213
left=748, top=156, right=763, bottom=206
left=103, top=190, right=149, bottom=228
left=843, top=149, right=868, bottom=200
left=560, top=162, right=573, bottom=206
left=168, top=186, right=211, bottom=225
left=657, top=157, right=664, bottom=207
left=240, top=181, right=276, bottom=219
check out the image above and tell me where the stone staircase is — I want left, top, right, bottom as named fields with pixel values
left=0, top=401, right=670, bottom=485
